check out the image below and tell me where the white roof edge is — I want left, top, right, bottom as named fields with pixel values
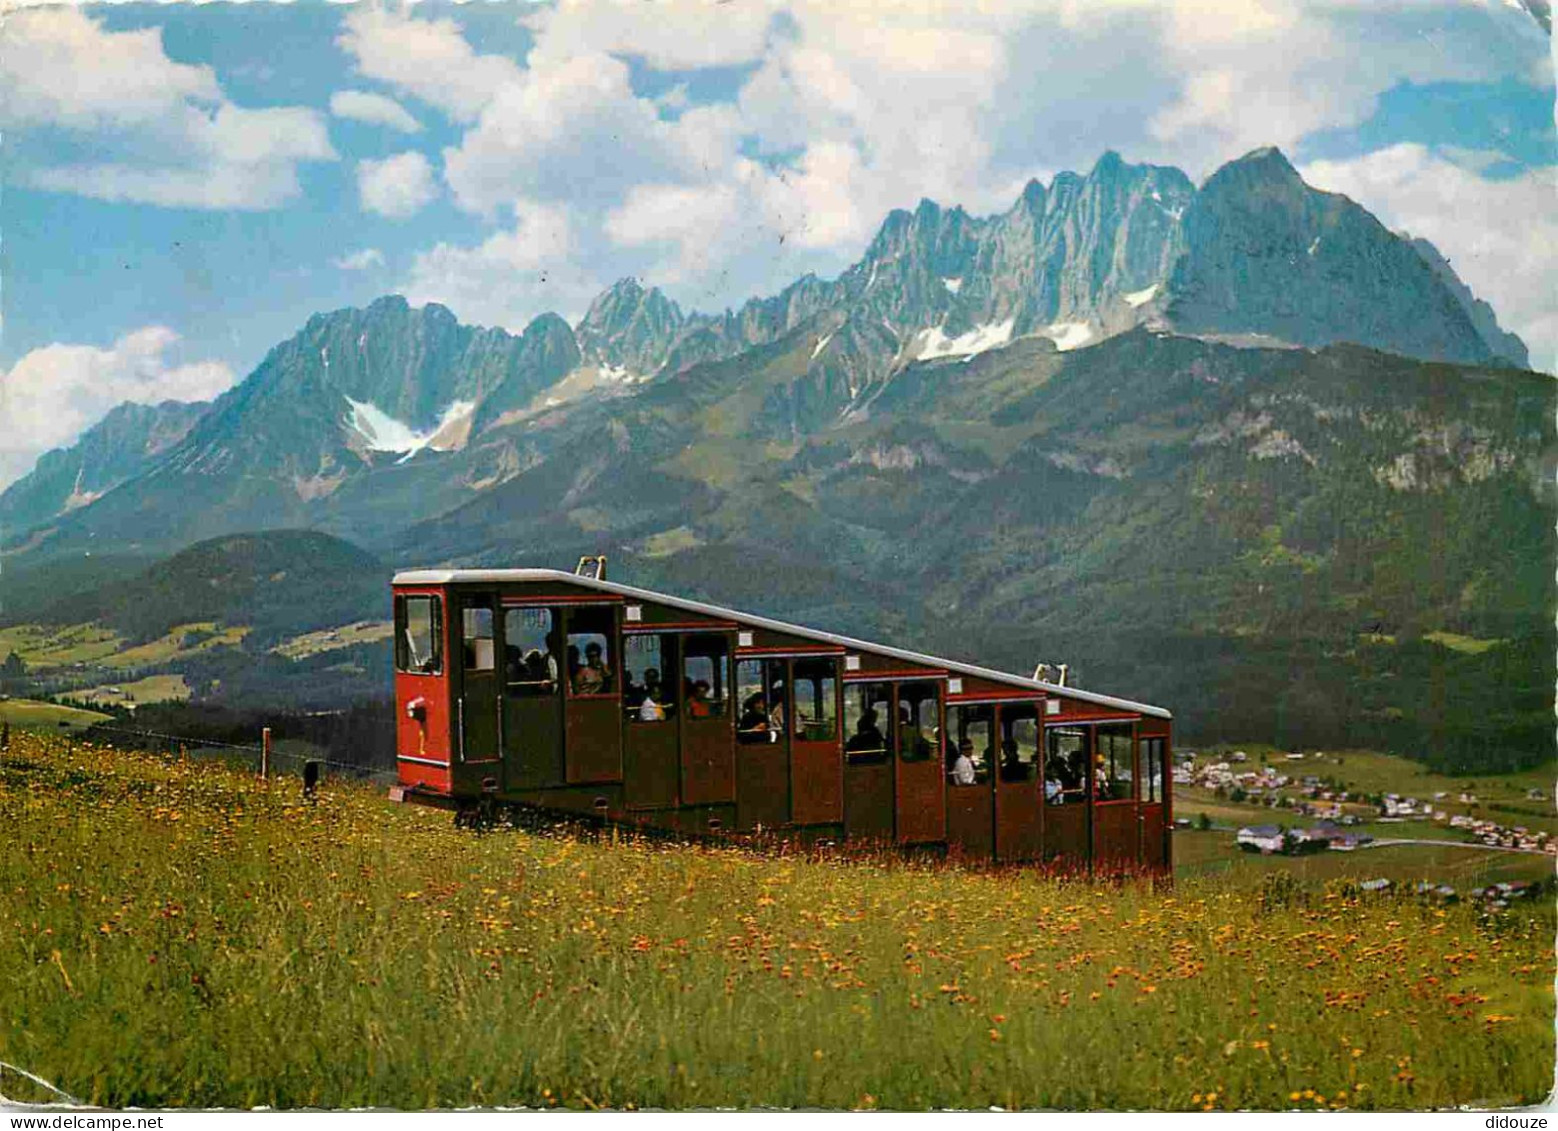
left=392, top=568, right=1172, bottom=719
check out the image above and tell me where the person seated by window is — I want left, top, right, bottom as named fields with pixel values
left=521, top=648, right=557, bottom=688
left=1044, top=769, right=1064, bottom=803
left=504, top=644, right=524, bottom=683
left=999, top=738, right=1029, bottom=782
left=566, top=644, right=581, bottom=687
left=573, top=641, right=612, bottom=694
left=950, top=738, right=977, bottom=786
left=766, top=683, right=787, bottom=735
left=687, top=679, right=714, bottom=718
left=622, top=668, right=642, bottom=702
left=737, top=693, right=770, bottom=743
left=845, top=707, right=887, bottom=758
left=896, top=706, right=930, bottom=761
left=636, top=668, right=667, bottom=720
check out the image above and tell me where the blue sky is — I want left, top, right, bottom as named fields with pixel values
left=0, top=0, right=1553, bottom=486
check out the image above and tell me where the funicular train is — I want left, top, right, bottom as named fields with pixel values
left=389, top=566, right=1173, bottom=872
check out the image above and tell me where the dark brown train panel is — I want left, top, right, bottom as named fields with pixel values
left=389, top=568, right=1174, bottom=873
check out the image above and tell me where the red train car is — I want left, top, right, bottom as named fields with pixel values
left=389, top=567, right=1173, bottom=872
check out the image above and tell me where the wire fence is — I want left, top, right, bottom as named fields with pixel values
left=76, top=723, right=393, bottom=779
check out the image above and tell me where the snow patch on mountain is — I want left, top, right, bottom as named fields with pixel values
left=1045, top=321, right=1097, bottom=351
left=343, top=396, right=475, bottom=462
left=1124, top=284, right=1160, bottom=308
left=915, top=319, right=1015, bottom=361
left=811, top=331, right=835, bottom=360
left=942, top=276, right=963, bottom=295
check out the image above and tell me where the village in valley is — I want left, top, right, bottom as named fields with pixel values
left=1170, top=745, right=1555, bottom=905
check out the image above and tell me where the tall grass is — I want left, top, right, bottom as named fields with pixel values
left=1, top=732, right=1552, bottom=1110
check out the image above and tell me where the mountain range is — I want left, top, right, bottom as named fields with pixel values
left=1, top=146, right=1550, bottom=769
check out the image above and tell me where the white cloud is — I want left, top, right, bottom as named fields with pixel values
left=0, top=328, right=235, bottom=489
left=357, top=151, right=439, bottom=219
left=336, top=7, right=524, bottom=123
left=402, top=200, right=601, bottom=329
left=1302, top=144, right=1558, bottom=375
left=333, top=248, right=386, bottom=271
left=353, top=0, right=1549, bottom=328
left=329, top=89, right=422, bottom=133
left=2, top=8, right=335, bottom=210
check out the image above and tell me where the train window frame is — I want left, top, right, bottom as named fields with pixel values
left=683, top=634, right=732, bottom=721
left=792, top=657, right=839, bottom=744
left=844, top=680, right=892, bottom=763
left=1044, top=726, right=1088, bottom=805
left=1096, top=724, right=1135, bottom=803
left=395, top=594, right=443, bottom=675
left=998, top=702, right=1040, bottom=783
left=502, top=606, right=560, bottom=697
left=461, top=599, right=496, bottom=673
left=896, top=681, right=938, bottom=763
left=623, top=632, right=677, bottom=724
left=946, top=703, right=994, bottom=786
left=1140, top=736, right=1164, bottom=804
left=735, top=658, right=772, bottom=744
left=565, top=605, right=617, bottom=700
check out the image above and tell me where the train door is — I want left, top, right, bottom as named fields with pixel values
left=944, top=703, right=995, bottom=859
left=501, top=603, right=564, bottom=789
left=790, top=657, right=843, bottom=826
left=842, top=678, right=892, bottom=839
left=895, top=681, right=945, bottom=845
left=1044, top=725, right=1089, bottom=869
left=455, top=594, right=501, bottom=776
left=734, top=658, right=788, bottom=830
left=563, top=604, right=623, bottom=784
left=1094, top=723, right=1137, bottom=870
left=994, top=701, right=1044, bottom=862
left=622, top=631, right=680, bottom=809
left=680, top=633, right=736, bottom=805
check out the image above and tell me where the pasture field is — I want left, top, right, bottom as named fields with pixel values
left=0, top=732, right=1552, bottom=1111
left=0, top=624, right=124, bottom=670
left=77, top=674, right=192, bottom=707
left=1173, top=830, right=1553, bottom=887
left=0, top=698, right=111, bottom=732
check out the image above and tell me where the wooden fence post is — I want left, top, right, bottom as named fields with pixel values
left=261, top=727, right=272, bottom=779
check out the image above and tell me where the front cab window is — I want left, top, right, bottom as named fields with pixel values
left=395, top=594, right=443, bottom=674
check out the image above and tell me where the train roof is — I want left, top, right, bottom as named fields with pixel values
left=392, top=567, right=1171, bottom=720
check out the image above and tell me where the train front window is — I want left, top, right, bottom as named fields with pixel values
left=946, top=704, right=993, bottom=785
left=683, top=634, right=731, bottom=719
left=395, top=595, right=442, bottom=674
left=624, top=633, right=676, bottom=722
left=792, top=658, right=838, bottom=743
left=462, top=601, right=495, bottom=672
left=845, top=680, right=891, bottom=762
left=1098, top=724, right=1134, bottom=801
left=999, top=704, right=1039, bottom=782
left=1045, top=728, right=1088, bottom=804
left=503, top=607, right=558, bottom=695
left=897, top=682, right=937, bottom=762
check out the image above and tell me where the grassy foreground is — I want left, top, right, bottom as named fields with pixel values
left=1, top=732, right=1552, bottom=1110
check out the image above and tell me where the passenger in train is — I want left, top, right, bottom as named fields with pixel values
left=766, top=683, right=787, bottom=734
left=574, top=641, right=612, bottom=694
left=737, top=693, right=770, bottom=742
left=687, top=680, right=713, bottom=718
left=999, top=738, right=1028, bottom=782
left=638, top=668, right=667, bottom=721
left=566, top=644, right=581, bottom=687
left=951, top=738, right=977, bottom=785
left=897, top=705, right=932, bottom=761
left=1044, top=770, right=1064, bottom=803
left=521, top=648, right=557, bottom=688
left=844, top=708, right=886, bottom=756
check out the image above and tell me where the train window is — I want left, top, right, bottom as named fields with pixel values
left=1098, top=724, right=1135, bottom=801
left=735, top=659, right=771, bottom=743
left=461, top=601, right=495, bottom=672
left=896, top=682, right=937, bottom=762
left=1045, top=727, right=1088, bottom=804
left=999, top=704, right=1040, bottom=782
left=762, top=659, right=788, bottom=737
left=1141, top=737, right=1164, bottom=803
left=623, top=634, right=676, bottom=722
left=683, top=634, right=731, bottom=719
left=566, top=606, right=615, bottom=696
left=946, top=704, right=993, bottom=785
left=844, top=681, right=891, bottom=762
left=792, top=658, right=838, bottom=743
left=503, top=607, right=559, bottom=695
left=395, top=595, right=442, bottom=674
